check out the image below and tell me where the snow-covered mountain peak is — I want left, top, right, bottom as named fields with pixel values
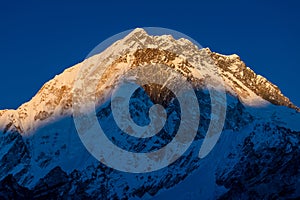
left=124, top=28, right=148, bottom=38
left=0, top=28, right=300, bottom=199
left=0, top=28, right=298, bottom=135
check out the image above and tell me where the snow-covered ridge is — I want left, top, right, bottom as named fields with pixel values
left=210, top=51, right=298, bottom=110
left=0, top=28, right=298, bottom=134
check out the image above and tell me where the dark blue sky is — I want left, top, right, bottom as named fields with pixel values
left=0, top=0, right=299, bottom=109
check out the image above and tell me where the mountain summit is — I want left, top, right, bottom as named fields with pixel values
left=0, top=28, right=298, bottom=135
left=0, top=28, right=299, bottom=199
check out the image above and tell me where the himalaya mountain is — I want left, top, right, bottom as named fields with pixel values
left=0, top=28, right=299, bottom=199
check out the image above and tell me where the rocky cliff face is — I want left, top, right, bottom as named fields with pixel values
left=210, top=51, right=299, bottom=110
left=0, top=28, right=299, bottom=199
